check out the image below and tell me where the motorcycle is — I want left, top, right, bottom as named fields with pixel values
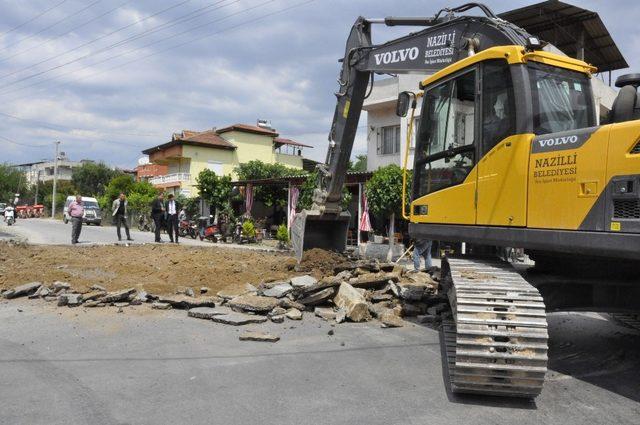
left=137, top=214, right=154, bottom=232
left=178, top=220, right=198, bottom=239
left=198, top=217, right=219, bottom=243
left=4, top=206, right=15, bottom=226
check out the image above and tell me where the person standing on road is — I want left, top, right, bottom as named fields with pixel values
left=112, top=192, right=133, bottom=242
left=150, top=193, right=165, bottom=243
left=413, top=239, right=433, bottom=271
left=165, top=194, right=181, bottom=243
left=68, top=195, right=84, bottom=245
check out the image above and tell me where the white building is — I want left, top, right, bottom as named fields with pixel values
left=14, top=153, right=91, bottom=186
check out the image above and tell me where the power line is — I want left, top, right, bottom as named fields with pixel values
left=1, top=0, right=316, bottom=156
left=0, top=0, right=68, bottom=38
left=0, top=133, right=50, bottom=148
left=0, top=0, right=193, bottom=83
left=0, top=0, right=237, bottom=86
left=0, top=110, right=164, bottom=138
left=1, top=0, right=104, bottom=53
left=0, top=0, right=134, bottom=65
left=0, top=0, right=315, bottom=106
left=0, top=0, right=276, bottom=97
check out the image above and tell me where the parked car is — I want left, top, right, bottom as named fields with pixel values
left=63, top=196, right=102, bottom=226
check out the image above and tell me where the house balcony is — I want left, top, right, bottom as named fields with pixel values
left=149, top=173, right=191, bottom=188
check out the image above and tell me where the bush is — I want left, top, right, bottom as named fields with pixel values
left=242, top=220, right=256, bottom=238
left=276, top=224, right=289, bottom=243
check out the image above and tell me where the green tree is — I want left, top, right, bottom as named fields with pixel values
left=234, top=160, right=300, bottom=208
left=40, top=180, right=77, bottom=213
left=365, top=164, right=411, bottom=258
left=349, top=154, right=367, bottom=172
left=126, top=181, right=158, bottom=214
left=0, top=164, right=25, bottom=204
left=195, top=169, right=232, bottom=216
left=72, top=162, right=120, bottom=197
left=100, top=174, right=135, bottom=208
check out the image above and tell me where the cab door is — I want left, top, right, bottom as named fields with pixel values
left=476, top=60, right=529, bottom=226
left=410, top=67, right=478, bottom=225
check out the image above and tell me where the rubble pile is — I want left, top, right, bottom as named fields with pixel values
left=1, top=256, right=449, bottom=342
left=204, top=258, right=449, bottom=333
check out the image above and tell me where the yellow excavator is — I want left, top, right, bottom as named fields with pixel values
left=292, top=3, right=640, bottom=398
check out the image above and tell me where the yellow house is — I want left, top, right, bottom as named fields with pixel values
left=142, top=123, right=313, bottom=197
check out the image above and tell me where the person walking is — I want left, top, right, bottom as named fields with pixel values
left=165, top=194, right=181, bottom=243
left=413, top=239, right=433, bottom=271
left=68, top=195, right=84, bottom=245
left=150, top=193, right=165, bottom=243
left=112, top=192, right=133, bottom=242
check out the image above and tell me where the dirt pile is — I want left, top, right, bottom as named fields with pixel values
left=0, top=242, right=298, bottom=295
left=298, top=248, right=347, bottom=275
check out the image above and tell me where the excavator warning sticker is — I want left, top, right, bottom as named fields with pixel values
left=343, top=100, right=350, bottom=119
left=611, top=222, right=621, bottom=231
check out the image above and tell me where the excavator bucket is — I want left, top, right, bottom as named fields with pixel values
left=291, top=209, right=351, bottom=263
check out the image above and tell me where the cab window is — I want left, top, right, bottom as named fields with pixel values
left=482, top=60, right=516, bottom=153
left=529, top=62, right=595, bottom=134
left=414, top=69, right=476, bottom=199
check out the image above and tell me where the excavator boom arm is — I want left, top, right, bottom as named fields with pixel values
left=293, top=3, right=534, bottom=261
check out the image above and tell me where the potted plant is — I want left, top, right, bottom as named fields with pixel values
left=242, top=220, right=256, bottom=243
left=275, top=224, right=289, bottom=250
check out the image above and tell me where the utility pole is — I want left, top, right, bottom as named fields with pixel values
left=34, top=170, right=40, bottom=205
left=51, top=141, right=60, bottom=218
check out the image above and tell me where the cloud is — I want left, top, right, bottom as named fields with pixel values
left=0, top=0, right=638, bottom=170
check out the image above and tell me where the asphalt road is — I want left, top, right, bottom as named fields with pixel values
left=0, top=217, right=273, bottom=251
left=1, top=219, right=639, bottom=424
left=1, top=299, right=639, bottom=425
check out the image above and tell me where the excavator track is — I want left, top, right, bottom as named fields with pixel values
left=442, top=257, right=549, bottom=398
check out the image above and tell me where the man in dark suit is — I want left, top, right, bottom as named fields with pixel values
left=165, top=193, right=182, bottom=243
left=150, top=193, right=165, bottom=243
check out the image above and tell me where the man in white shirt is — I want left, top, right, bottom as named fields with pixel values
left=164, top=194, right=181, bottom=243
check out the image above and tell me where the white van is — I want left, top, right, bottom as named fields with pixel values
left=63, top=196, right=102, bottom=226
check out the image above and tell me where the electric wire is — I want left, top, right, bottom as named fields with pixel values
left=0, top=0, right=68, bottom=38
left=0, top=110, right=163, bottom=137
left=0, top=0, right=268, bottom=96
left=1, top=0, right=104, bottom=53
left=0, top=0, right=280, bottom=97
left=0, top=0, right=194, bottom=83
left=0, top=0, right=235, bottom=81
left=0, top=0, right=134, bottom=65
left=2, top=0, right=316, bottom=157
left=0, top=133, right=50, bottom=148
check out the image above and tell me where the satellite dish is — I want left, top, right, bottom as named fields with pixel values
left=137, top=156, right=150, bottom=166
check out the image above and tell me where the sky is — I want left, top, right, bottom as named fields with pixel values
left=0, top=0, right=639, bottom=169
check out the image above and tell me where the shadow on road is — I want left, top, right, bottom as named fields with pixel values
left=546, top=312, right=640, bottom=403
left=414, top=311, right=640, bottom=407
